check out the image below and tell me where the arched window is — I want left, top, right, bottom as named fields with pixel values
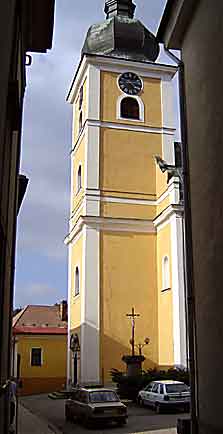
left=79, top=112, right=83, bottom=133
left=77, top=165, right=82, bottom=193
left=75, top=267, right=80, bottom=296
left=162, top=256, right=170, bottom=290
left=79, top=86, right=83, bottom=110
left=120, top=97, right=140, bottom=120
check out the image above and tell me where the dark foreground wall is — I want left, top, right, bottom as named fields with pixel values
left=182, top=1, right=223, bottom=432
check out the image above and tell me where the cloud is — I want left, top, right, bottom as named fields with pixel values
left=15, top=283, right=61, bottom=307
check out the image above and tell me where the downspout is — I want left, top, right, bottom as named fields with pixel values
left=164, top=47, right=198, bottom=434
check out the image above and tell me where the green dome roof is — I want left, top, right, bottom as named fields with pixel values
left=82, top=1, right=159, bottom=63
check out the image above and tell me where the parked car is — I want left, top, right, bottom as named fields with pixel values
left=65, top=387, right=128, bottom=426
left=137, top=380, right=190, bottom=413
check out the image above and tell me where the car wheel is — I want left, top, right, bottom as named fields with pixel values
left=138, top=397, right=144, bottom=407
left=83, top=415, right=91, bottom=428
left=65, top=408, right=72, bottom=422
left=117, top=418, right=127, bottom=427
left=155, top=403, right=162, bottom=414
left=184, top=404, right=190, bottom=413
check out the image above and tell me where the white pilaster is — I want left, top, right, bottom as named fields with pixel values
left=84, top=125, right=100, bottom=192
left=80, top=224, right=100, bottom=384
left=67, top=242, right=73, bottom=387
left=168, top=176, right=181, bottom=204
left=161, top=76, right=175, bottom=164
left=84, top=65, right=100, bottom=216
left=170, top=213, right=187, bottom=367
left=87, top=64, right=100, bottom=120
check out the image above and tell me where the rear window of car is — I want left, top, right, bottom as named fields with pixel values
left=165, top=384, right=190, bottom=393
left=89, top=391, right=119, bottom=403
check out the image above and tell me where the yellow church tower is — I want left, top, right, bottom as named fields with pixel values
left=65, top=0, right=186, bottom=386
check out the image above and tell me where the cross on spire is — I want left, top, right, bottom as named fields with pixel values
left=104, top=0, right=136, bottom=19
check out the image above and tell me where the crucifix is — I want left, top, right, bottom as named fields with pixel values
left=126, top=307, right=140, bottom=356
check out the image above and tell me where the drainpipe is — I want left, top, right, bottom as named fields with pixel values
left=164, top=47, right=199, bottom=434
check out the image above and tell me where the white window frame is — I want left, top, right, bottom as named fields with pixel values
left=162, top=255, right=170, bottom=291
left=117, top=94, right=144, bottom=122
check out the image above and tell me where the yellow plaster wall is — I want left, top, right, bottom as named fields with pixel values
left=73, top=77, right=87, bottom=144
left=101, top=191, right=155, bottom=201
left=100, top=71, right=162, bottom=127
left=156, top=166, right=169, bottom=199
left=101, top=202, right=156, bottom=220
left=100, top=231, right=158, bottom=382
left=156, top=222, right=174, bottom=366
left=17, top=335, right=67, bottom=378
left=70, top=233, right=83, bottom=330
left=71, top=134, right=86, bottom=212
left=100, top=128, right=162, bottom=196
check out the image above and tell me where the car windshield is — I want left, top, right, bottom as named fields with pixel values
left=89, top=391, right=119, bottom=403
left=165, top=384, right=189, bottom=393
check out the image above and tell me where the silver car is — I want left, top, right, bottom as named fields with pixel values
left=65, top=387, right=128, bottom=426
left=137, top=380, right=190, bottom=413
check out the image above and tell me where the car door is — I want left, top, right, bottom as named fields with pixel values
left=142, top=383, right=153, bottom=405
left=77, top=391, right=88, bottom=419
left=68, top=390, right=81, bottom=418
left=150, top=383, right=159, bottom=406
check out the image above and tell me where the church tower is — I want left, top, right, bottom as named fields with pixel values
left=65, top=0, right=186, bottom=385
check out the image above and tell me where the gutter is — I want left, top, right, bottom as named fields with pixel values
left=163, top=47, right=198, bottom=434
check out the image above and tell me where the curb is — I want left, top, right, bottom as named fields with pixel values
left=48, top=423, right=63, bottom=434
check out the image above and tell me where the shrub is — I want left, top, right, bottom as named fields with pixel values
left=110, top=367, right=190, bottom=401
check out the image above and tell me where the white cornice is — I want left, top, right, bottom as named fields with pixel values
left=67, top=55, right=177, bottom=105
left=65, top=216, right=156, bottom=245
left=66, top=203, right=184, bottom=244
left=71, top=120, right=175, bottom=155
left=70, top=188, right=172, bottom=219
left=87, top=119, right=175, bottom=135
left=154, top=204, right=184, bottom=229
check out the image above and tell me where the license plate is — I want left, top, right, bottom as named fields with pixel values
left=104, top=409, right=117, bottom=414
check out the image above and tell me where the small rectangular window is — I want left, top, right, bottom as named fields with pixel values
left=31, top=348, right=42, bottom=366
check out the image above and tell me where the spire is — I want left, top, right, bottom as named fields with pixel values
left=104, top=0, right=136, bottom=19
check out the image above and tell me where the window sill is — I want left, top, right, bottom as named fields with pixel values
left=161, top=287, right=171, bottom=293
left=118, top=116, right=144, bottom=123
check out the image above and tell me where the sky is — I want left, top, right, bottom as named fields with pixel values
left=14, top=0, right=177, bottom=308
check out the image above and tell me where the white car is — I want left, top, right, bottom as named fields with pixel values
left=137, top=380, right=190, bottom=413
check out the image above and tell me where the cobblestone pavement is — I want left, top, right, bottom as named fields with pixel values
left=20, top=394, right=188, bottom=434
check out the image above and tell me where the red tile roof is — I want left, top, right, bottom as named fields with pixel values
left=13, top=304, right=67, bottom=336
left=13, top=326, right=67, bottom=335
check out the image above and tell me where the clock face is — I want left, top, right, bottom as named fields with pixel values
left=118, top=72, right=143, bottom=96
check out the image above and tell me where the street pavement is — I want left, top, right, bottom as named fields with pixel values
left=18, top=403, right=57, bottom=434
left=19, top=394, right=188, bottom=434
